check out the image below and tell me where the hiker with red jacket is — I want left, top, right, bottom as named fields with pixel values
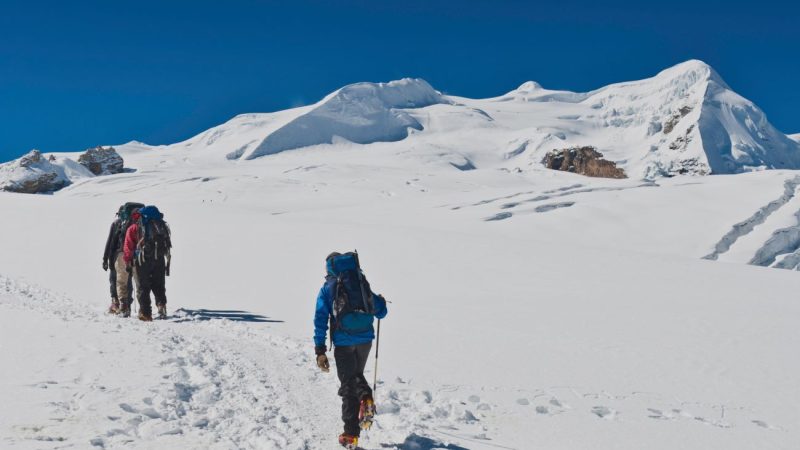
left=123, top=206, right=172, bottom=321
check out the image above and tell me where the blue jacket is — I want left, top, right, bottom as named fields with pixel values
left=314, top=277, right=388, bottom=348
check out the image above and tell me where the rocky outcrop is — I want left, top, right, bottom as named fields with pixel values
left=542, top=146, right=627, bottom=179
left=77, top=146, right=124, bottom=175
left=0, top=150, right=69, bottom=194
left=663, top=106, right=693, bottom=134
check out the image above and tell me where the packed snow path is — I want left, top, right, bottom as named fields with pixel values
left=2, top=273, right=798, bottom=450
left=0, top=276, right=494, bottom=449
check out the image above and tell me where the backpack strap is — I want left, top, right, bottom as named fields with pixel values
left=325, top=275, right=337, bottom=349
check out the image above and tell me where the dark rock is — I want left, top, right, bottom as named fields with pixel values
left=78, top=146, right=124, bottom=175
left=542, top=146, right=627, bottom=179
left=663, top=105, right=693, bottom=134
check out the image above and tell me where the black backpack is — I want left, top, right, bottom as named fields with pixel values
left=135, top=205, right=171, bottom=263
left=327, top=252, right=375, bottom=334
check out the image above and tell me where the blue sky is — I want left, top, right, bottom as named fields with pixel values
left=1, top=0, right=798, bottom=162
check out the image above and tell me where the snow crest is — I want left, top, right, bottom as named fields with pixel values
left=244, top=78, right=446, bottom=159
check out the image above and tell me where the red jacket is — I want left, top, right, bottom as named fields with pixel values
left=123, top=212, right=141, bottom=264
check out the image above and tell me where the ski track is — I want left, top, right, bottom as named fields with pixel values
left=0, top=275, right=788, bottom=449
left=450, top=183, right=586, bottom=210
left=703, top=176, right=800, bottom=261
left=460, top=182, right=657, bottom=223
left=498, top=183, right=658, bottom=210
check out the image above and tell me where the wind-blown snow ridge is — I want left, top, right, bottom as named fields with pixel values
left=243, top=78, right=446, bottom=159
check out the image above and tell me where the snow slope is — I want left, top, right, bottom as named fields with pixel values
left=2, top=141, right=800, bottom=448
left=790, top=133, right=800, bottom=143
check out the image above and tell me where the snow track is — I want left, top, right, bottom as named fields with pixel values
left=0, top=276, right=492, bottom=450
left=0, top=275, right=324, bottom=449
left=2, top=273, right=794, bottom=449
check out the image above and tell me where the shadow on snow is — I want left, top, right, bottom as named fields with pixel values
left=382, top=434, right=470, bottom=450
left=171, top=308, right=283, bottom=323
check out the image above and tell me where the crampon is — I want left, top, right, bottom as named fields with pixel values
left=359, top=397, right=376, bottom=430
left=338, top=433, right=359, bottom=449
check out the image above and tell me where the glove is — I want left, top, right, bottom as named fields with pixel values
left=316, top=354, right=330, bottom=373
left=102, top=260, right=108, bottom=271
left=125, top=264, right=132, bottom=274
left=165, top=265, right=170, bottom=277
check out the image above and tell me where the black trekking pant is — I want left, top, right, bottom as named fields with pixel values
left=334, top=342, right=373, bottom=436
left=134, top=257, right=167, bottom=315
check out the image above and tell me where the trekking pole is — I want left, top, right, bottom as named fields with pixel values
left=372, top=319, right=381, bottom=401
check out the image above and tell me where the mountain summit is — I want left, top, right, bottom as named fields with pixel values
left=4, top=60, right=799, bottom=182
left=161, top=59, right=799, bottom=179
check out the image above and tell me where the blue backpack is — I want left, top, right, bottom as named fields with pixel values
left=327, top=252, right=375, bottom=334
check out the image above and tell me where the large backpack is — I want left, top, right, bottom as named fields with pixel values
left=135, top=205, right=171, bottom=263
left=119, top=202, right=145, bottom=224
left=327, top=252, right=375, bottom=335
left=116, top=202, right=145, bottom=247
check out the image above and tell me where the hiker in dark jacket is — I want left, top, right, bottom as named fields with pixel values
left=314, top=252, right=387, bottom=449
left=102, top=207, right=133, bottom=315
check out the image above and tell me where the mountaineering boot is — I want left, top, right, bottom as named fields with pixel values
left=157, top=304, right=167, bottom=319
left=138, top=310, right=153, bottom=322
left=338, top=434, right=359, bottom=449
left=108, top=299, right=120, bottom=315
left=359, top=396, right=376, bottom=430
left=120, top=303, right=131, bottom=318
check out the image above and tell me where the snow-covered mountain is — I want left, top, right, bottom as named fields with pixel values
left=125, top=59, right=800, bottom=179
left=790, top=133, right=800, bottom=143
left=3, top=60, right=798, bottom=183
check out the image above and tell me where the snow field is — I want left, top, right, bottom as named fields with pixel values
left=2, top=162, right=800, bottom=448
